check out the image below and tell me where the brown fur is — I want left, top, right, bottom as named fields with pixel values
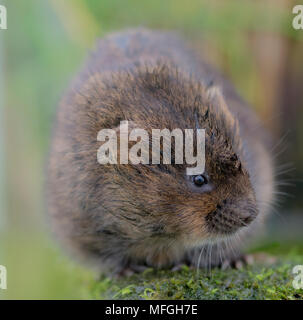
left=46, top=29, right=274, bottom=273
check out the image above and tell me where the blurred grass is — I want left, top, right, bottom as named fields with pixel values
left=0, top=0, right=302, bottom=299
left=0, top=231, right=93, bottom=299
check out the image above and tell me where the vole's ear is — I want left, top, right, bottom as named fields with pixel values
left=206, top=86, right=233, bottom=120
left=206, top=86, right=241, bottom=149
left=206, top=85, right=221, bottom=101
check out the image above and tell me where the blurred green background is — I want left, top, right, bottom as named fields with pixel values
left=0, top=0, right=302, bottom=299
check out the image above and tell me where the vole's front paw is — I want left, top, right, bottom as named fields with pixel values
left=220, top=254, right=254, bottom=270
left=171, top=263, right=193, bottom=272
left=220, top=252, right=277, bottom=270
left=114, top=264, right=149, bottom=278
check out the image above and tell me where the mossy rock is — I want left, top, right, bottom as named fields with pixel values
left=89, top=243, right=303, bottom=300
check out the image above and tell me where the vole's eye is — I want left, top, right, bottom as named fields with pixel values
left=193, top=175, right=208, bottom=187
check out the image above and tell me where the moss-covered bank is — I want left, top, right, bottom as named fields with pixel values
left=90, top=243, right=303, bottom=300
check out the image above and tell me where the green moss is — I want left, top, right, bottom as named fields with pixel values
left=90, top=244, right=303, bottom=300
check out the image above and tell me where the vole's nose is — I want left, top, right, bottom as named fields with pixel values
left=222, top=197, right=258, bottom=225
left=239, top=197, right=259, bottom=225
left=206, top=199, right=258, bottom=236
left=237, top=208, right=256, bottom=225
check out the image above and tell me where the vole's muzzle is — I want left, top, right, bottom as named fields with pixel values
left=205, top=198, right=258, bottom=235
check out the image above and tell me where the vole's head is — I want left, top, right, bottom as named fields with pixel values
left=139, top=83, right=258, bottom=248
left=188, top=86, right=258, bottom=241
left=78, top=64, right=258, bottom=259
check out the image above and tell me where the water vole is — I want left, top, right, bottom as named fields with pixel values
left=47, top=29, right=274, bottom=273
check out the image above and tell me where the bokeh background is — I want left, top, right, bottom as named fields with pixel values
left=0, top=0, right=302, bottom=299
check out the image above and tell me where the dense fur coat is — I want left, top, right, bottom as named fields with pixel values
left=47, top=29, right=274, bottom=273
